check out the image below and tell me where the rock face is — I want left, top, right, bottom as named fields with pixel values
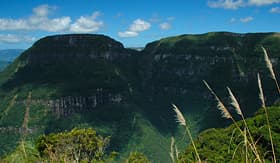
left=140, top=32, right=280, bottom=107
left=2, top=32, right=280, bottom=120
left=25, top=89, right=123, bottom=118
left=2, top=32, right=280, bottom=121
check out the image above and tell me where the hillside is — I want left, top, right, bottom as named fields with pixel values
left=0, top=32, right=280, bottom=162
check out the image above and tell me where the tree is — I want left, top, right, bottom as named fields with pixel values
left=36, top=128, right=111, bottom=162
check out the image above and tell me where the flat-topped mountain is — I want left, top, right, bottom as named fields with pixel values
left=2, top=34, right=137, bottom=95
left=23, top=34, right=128, bottom=62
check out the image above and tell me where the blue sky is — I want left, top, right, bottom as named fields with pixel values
left=0, top=0, right=280, bottom=49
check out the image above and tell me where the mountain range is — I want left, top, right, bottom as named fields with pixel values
left=0, top=32, right=280, bottom=162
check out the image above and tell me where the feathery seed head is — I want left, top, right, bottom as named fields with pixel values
left=257, top=73, right=266, bottom=108
left=203, top=80, right=232, bottom=119
left=227, top=87, right=242, bottom=116
left=172, top=104, right=186, bottom=126
left=217, top=100, right=231, bottom=119
left=262, top=46, right=276, bottom=80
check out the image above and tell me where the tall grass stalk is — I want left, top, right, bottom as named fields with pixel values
left=172, top=104, right=201, bottom=163
left=257, top=73, right=266, bottom=108
left=244, top=128, right=248, bottom=163
left=203, top=80, right=263, bottom=162
left=261, top=46, right=280, bottom=94
left=203, top=80, right=231, bottom=119
left=21, top=140, right=27, bottom=159
left=175, top=144, right=179, bottom=160
left=169, top=137, right=175, bottom=163
left=257, top=74, right=276, bottom=163
left=227, top=87, right=262, bottom=162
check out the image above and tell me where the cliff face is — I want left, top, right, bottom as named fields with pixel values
left=140, top=32, right=280, bottom=107
left=27, top=89, right=123, bottom=118
left=2, top=32, right=280, bottom=131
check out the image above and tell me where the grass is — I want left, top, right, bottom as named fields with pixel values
left=174, top=46, right=279, bottom=162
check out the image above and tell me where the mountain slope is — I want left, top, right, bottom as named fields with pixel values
left=0, top=32, right=280, bottom=162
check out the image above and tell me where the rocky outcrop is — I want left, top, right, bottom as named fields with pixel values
left=47, top=92, right=123, bottom=118
left=17, top=88, right=123, bottom=118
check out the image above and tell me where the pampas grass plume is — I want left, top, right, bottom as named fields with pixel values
left=203, top=80, right=231, bottom=119
left=262, top=47, right=276, bottom=80
left=257, top=73, right=266, bottom=108
left=172, top=104, right=186, bottom=126
left=227, top=87, right=242, bottom=116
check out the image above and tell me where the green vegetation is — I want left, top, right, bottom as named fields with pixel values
left=2, top=128, right=151, bottom=163
left=1, top=33, right=280, bottom=162
left=178, top=106, right=280, bottom=162
left=125, top=152, right=151, bottom=163
left=36, top=128, right=113, bottom=162
left=2, top=140, right=40, bottom=163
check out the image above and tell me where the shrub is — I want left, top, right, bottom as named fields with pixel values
left=36, top=128, right=111, bottom=162
left=125, top=152, right=151, bottom=163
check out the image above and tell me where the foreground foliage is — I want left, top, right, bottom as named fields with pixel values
left=36, top=128, right=112, bottom=162
left=125, top=152, right=151, bottom=163
left=179, top=106, right=280, bottom=162
left=2, top=128, right=151, bottom=163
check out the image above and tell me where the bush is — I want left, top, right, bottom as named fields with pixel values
left=125, top=152, right=151, bottom=163
left=36, top=128, right=111, bottom=162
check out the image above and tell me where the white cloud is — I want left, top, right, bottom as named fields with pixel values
left=33, top=4, right=56, bottom=17
left=118, top=19, right=151, bottom=38
left=70, top=12, right=103, bottom=33
left=270, top=7, right=280, bottom=13
left=0, top=34, right=36, bottom=43
left=160, top=22, right=171, bottom=30
left=248, top=0, right=280, bottom=6
left=118, top=31, right=138, bottom=37
left=208, top=0, right=280, bottom=9
left=38, top=17, right=71, bottom=32
left=128, top=19, right=151, bottom=32
left=240, top=16, right=254, bottom=22
left=208, top=0, right=244, bottom=9
left=0, top=19, right=30, bottom=30
left=0, top=5, right=104, bottom=33
left=0, top=4, right=71, bottom=32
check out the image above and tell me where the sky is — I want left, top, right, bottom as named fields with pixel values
left=0, top=0, right=280, bottom=49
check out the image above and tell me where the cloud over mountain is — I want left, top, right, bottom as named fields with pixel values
left=118, top=19, right=151, bottom=38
